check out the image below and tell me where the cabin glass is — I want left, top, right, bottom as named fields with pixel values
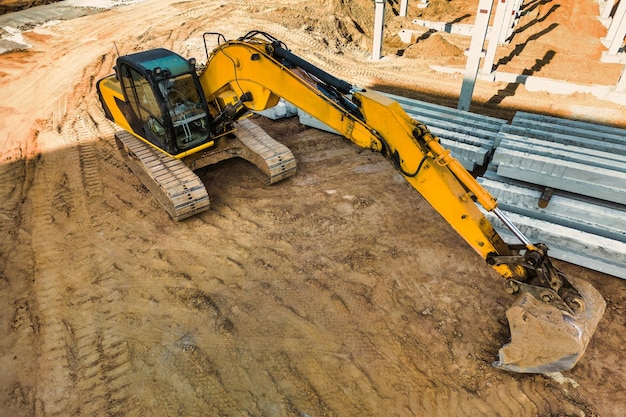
left=119, top=65, right=168, bottom=146
left=157, top=73, right=210, bottom=150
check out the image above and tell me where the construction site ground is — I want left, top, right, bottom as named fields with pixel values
left=1, top=0, right=625, bottom=416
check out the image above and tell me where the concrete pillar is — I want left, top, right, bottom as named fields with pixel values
left=601, top=0, right=617, bottom=21
left=608, top=18, right=626, bottom=55
left=615, top=64, right=626, bottom=91
left=400, top=0, right=409, bottom=16
left=499, top=0, right=518, bottom=44
left=481, top=0, right=510, bottom=75
left=605, top=0, right=626, bottom=47
left=372, top=0, right=386, bottom=60
left=458, top=0, right=494, bottom=111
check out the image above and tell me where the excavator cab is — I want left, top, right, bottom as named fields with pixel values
left=114, top=48, right=212, bottom=155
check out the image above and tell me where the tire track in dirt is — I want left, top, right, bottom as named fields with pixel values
left=164, top=145, right=396, bottom=415
left=145, top=286, right=245, bottom=416
left=194, top=124, right=398, bottom=415
left=0, top=150, right=39, bottom=417
left=28, top=53, right=143, bottom=415
left=242, top=119, right=598, bottom=416
left=265, top=351, right=338, bottom=416
left=28, top=101, right=82, bottom=415
left=58, top=75, right=150, bottom=415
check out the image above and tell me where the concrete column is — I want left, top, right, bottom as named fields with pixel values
left=499, top=0, right=518, bottom=44
left=372, top=0, right=386, bottom=60
left=608, top=18, right=626, bottom=55
left=458, top=0, right=494, bottom=111
left=400, top=0, right=409, bottom=16
left=605, top=0, right=626, bottom=47
left=481, top=0, right=509, bottom=75
left=601, top=0, right=617, bottom=21
left=514, top=1, right=524, bottom=22
left=616, top=64, right=626, bottom=91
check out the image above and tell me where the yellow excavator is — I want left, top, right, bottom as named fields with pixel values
left=97, top=30, right=605, bottom=373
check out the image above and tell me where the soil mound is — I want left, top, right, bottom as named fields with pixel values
left=402, top=33, right=465, bottom=65
left=263, top=0, right=374, bottom=53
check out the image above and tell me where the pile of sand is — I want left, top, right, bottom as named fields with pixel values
left=402, top=32, right=465, bottom=65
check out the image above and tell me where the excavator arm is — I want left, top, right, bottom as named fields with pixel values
left=198, top=31, right=605, bottom=373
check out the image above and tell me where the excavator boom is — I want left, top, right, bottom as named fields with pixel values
left=97, top=30, right=605, bottom=373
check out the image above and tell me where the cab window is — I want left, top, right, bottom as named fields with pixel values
left=119, top=65, right=167, bottom=143
left=158, top=74, right=209, bottom=149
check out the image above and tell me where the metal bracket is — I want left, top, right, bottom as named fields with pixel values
left=538, top=187, right=554, bottom=208
left=504, top=279, right=575, bottom=315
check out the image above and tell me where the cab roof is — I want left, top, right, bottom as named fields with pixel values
left=117, top=48, right=192, bottom=78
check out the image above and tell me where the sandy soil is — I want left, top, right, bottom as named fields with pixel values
left=1, top=0, right=625, bottom=416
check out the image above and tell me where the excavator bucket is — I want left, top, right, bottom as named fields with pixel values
left=494, top=276, right=606, bottom=373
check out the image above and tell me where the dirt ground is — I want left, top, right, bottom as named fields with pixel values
left=1, top=0, right=626, bottom=416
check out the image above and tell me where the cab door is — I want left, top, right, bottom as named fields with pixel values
left=117, top=63, right=174, bottom=153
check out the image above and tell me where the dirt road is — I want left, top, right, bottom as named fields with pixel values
left=1, top=0, right=625, bottom=416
